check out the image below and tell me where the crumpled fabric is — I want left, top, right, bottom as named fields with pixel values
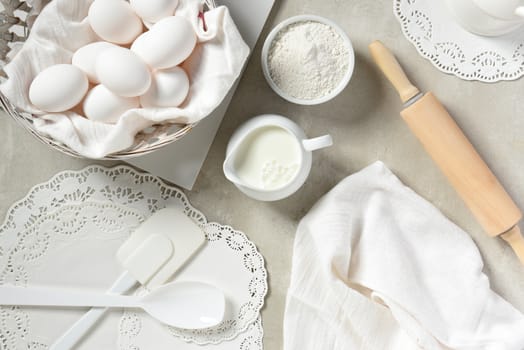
left=284, top=161, right=524, bottom=350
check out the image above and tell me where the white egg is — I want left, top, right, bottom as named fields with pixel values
left=130, top=0, right=179, bottom=23
left=83, top=85, right=139, bottom=124
left=140, top=66, right=189, bottom=108
left=72, top=42, right=117, bottom=83
left=131, top=16, right=196, bottom=69
left=29, top=64, right=88, bottom=113
left=88, top=0, right=143, bottom=44
left=96, top=47, right=151, bottom=97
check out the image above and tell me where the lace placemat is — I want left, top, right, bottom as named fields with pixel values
left=0, top=165, right=267, bottom=349
left=394, top=0, right=524, bottom=82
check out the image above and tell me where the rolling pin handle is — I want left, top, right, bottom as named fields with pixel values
left=368, top=40, right=421, bottom=104
left=501, top=225, right=524, bottom=264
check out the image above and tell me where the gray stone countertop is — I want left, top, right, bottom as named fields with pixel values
left=1, top=0, right=523, bottom=349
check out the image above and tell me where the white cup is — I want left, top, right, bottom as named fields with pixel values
left=446, top=0, right=524, bottom=36
left=474, top=0, right=524, bottom=20
left=223, top=114, right=333, bottom=201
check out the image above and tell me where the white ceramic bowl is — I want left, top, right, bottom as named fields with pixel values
left=445, top=0, right=524, bottom=36
left=261, top=15, right=355, bottom=105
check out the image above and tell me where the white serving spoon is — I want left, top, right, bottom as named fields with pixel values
left=0, top=281, right=225, bottom=329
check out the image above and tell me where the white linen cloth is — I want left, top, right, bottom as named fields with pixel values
left=0, top=0, right=249, bottom=158
left=284, top=161, right=524, bottom=350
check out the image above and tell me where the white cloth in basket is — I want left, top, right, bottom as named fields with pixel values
left=284, top=161, right=524, bottom=350
left=0, top=0, right=249, bottom=158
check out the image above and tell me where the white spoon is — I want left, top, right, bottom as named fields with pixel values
left=0, top=281, right=225, bottom=329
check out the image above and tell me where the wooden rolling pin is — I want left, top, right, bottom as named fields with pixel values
left=369, top=40, right=524, bottom=264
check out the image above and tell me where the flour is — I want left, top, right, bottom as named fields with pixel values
left=267, top=21, right=349, bottom=100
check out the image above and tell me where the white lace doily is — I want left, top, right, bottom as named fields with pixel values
left=394, top=0, right=524, bottom=82
left=120, top=313, right=264, bottom=350
left=0, top=165, right=267, bottom=349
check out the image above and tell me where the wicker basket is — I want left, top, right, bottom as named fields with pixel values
left=0, top=0, right=216, bottom=160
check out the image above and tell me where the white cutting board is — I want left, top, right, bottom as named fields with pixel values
left=127, top=0, right=275, bottom=190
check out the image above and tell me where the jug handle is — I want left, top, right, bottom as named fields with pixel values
left=302, top=135, right=333, bottom=152
left=516, top=6, right=524, bottom=17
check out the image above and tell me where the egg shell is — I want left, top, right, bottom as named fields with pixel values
left=96, top=47, right=151, bottom=97
left=130, top=0, right=179, bottom=23
left=72, top=42, right=117, bottom=83
left=29, top=64, right=88, bottom=113
left=140, top=66, right=190, bottom=108
left=88, top=0, right=143, bottom=44
left=131, top=16, right=197, bottom=69
left=83, top=84, right=139, bottom=124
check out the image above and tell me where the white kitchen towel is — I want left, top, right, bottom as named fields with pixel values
left=284, top=161, right=524, bottom=350
left=0, top=0, right=249, bottom=158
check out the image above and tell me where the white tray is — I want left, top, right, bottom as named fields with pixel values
left=127, top=0, right=276, bottom=190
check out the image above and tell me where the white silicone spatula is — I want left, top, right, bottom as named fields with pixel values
left=50, top=207, right=206, bottom=350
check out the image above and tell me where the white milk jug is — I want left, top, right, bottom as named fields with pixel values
left=446, top=0, right=524, bottom=36
left=223, top=114, right=333, bottom=201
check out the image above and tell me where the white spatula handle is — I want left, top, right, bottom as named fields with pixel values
left=50, top=271, right=137, bottom=350
left=0, top=285, right=141, bottom=308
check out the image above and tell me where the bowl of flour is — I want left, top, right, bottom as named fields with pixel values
left=261, top=15, right=354, bottom=105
